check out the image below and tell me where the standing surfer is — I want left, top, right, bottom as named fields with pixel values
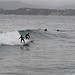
left=25, top=33, right=30, bottom=39
left=19, top=35, right=25, bottom=43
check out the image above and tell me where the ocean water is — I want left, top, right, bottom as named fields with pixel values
left=0, top=15, right=75, bottom=75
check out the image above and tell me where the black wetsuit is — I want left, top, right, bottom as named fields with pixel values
left=25, top=33, right=30, bottom=39
left=19, top=35, right=25, bottom=43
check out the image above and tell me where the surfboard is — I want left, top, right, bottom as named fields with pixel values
left=22, top=39, right=34, bottom=46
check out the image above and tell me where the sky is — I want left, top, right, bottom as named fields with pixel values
left=17, top=0, right=75, bottom=9
left=1, top=0, right=75, bottom=5
left=18, top=0, right=75, bottom=5
left=0, top=0, right=75, bottom=9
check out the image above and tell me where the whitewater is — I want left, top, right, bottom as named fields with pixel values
left=0, top=15, right=75, bottom=75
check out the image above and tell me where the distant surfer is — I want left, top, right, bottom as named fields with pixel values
left=19, top=35, right=25, bottom=43
left=25, top=33, right=30, bottom=39
left=57, top=29, right=60, bottom=31
left=44, top=29, right=47, bottom=31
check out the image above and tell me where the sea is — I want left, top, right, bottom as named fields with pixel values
left=0, top=15, right=75, bottom=75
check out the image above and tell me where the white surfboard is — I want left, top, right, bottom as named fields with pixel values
left=22, top=39, right=34, bottom=46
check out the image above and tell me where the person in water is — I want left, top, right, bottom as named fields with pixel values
left=19, top=35, right=25, bottom=43
left=57, top=29, right=60, bottom=31
left=25, top=33, right=30, bottom=39
left=44, top=29, right=47, bottom=31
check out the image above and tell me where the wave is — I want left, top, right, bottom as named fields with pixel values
left=19, top=29, right=52, bottom=39
left=0, top=29, right=71, bottom=46
left=0, top=29, right=49, bottom=46
left=0, top=30, right=21, bottom=45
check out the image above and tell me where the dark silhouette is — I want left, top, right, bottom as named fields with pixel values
left=19, top=35, right=25, bottom=43
left=44, top=29, right=47, bottom=31
left=57, top=29, right=60, bottom=31
left=25, top=33, right=30, bottom=39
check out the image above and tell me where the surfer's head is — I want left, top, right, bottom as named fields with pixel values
left=28, top=33, right=29, bottom=34
left=57, top=29, right=59, bottom=31
left=44, top=29, right=47, bottom=31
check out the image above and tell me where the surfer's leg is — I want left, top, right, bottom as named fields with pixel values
left=26, top=37, right=27, bottom=39
left=21, top=39, right=24, bottom=43
left=21, top=39, right=22, bottom=43
left=23, top=39, right=25, bottom=43
left=26, top=36, right=29, bottom=39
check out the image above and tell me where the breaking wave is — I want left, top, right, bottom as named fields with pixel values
left=0, top=29, right=71, bottom=46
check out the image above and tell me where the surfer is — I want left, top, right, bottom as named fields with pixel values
left=44, top=29, right=47, bottom=31
left=57, top=29, right=60, bottom=31
left=19, top=35, right=25, bottom=43
left=25, top=33, right=30, bottom=39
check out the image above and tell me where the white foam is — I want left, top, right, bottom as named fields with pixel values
left=0, top=30, right=22, bottom=45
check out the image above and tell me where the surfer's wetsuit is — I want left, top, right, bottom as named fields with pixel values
left=25, top=33, right=30, bottom=39
left=19, top=35, right=25, bottom=43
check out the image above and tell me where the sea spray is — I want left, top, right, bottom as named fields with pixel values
left=0, top=30, right=21, bottom=45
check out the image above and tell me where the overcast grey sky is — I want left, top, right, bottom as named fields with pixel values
left=18, top=0, right=75, bottom=4
left=1, top=0, right=75, bottom=4
left=18, top=0, right=75, bottom=9
left=20, top=0, right=75, bottom=9
left=0, top=0, right=75, bottom=9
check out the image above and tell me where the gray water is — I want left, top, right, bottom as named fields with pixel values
left=0, top=15, right=75, bottom=75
